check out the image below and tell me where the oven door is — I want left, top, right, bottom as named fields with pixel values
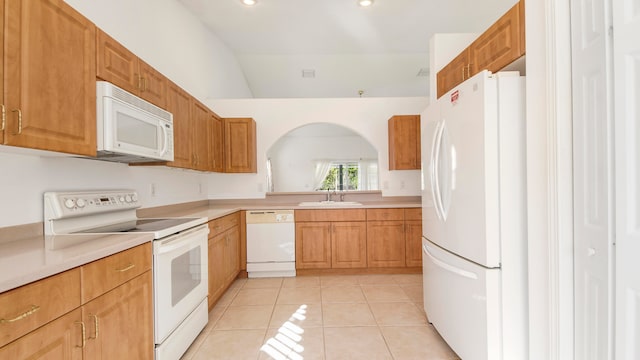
left=153, top=224, right=208, bottom=344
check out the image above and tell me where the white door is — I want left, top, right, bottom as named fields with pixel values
left=613, top=0, right=640, bottom=358
left=571, top=0, right=615, bottom=358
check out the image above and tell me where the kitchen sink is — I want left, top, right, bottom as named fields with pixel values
left=298, top=201, right=362, bottom=207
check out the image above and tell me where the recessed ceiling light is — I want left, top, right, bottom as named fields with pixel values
left=241, top=0, right=257, bottom=6
left=358, top=0, right=374, bottom=7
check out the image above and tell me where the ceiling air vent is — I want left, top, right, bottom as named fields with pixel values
left=302, top=69, right=316, bottom=78
left=417, top=68, right=429, bottom=77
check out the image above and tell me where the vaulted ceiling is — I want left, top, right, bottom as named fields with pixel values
left=178, top=0, right=518, bottom=98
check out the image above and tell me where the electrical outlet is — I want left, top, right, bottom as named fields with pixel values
left=400, top=181, right=405, bottom=189
left=198, top=183, right=203, bottom=194
left=258, top=183, right=264, bottom=192
left=150, top=183, right=156, bottom=197
left=383, top=181, right=389, bottom=190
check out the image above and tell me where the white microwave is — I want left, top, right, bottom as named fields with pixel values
left=96, top=81, right=174, bottom=163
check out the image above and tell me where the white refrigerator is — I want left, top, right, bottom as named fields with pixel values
left=421, top=70, right=528, bottom=360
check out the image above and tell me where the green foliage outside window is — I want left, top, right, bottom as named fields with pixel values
left=319, top=163, right=359, bottom=190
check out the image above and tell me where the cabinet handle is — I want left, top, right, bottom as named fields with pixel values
left=75, top=321, right=86, bottom=348
left=0, top=305, right=40, bottom=323
left=141, top=77, right=147, bottom=92
left=11, top=109, right=22, bottom=135
left=467, top=64, right=473, bottom=79
left=462, top=66, right=466, bottom=81
left=89, top=314, right=99, bottom=340
left=115, top=263, right=135, bottom=272
left=136, top=74, right=142, bottom=90
left=1, top=104, right=5, bottom=131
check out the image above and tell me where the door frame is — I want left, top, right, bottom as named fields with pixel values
left=525, top=1, right=575, bottom=359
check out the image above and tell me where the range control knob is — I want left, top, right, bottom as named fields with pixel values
left=119, top=196, right=125, bottom=203
left=64, top=198, right=76, bottom=209
left=76, top=198, right=86, bottom=208
left=131, top=194, right=138, bottom=202
left=125, top=195, right=132, bottom=203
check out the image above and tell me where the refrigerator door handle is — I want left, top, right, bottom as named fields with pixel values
left=431, top=119, right=446, bottom=220
left=423, top=243, right=478, bottom=280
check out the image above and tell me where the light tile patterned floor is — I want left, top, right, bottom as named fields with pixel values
left=181, top=274, right=460, bottom=360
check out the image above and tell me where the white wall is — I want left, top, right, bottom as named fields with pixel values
left=205, top=97, right=429, bottom=199
left=63, top=0, right=253, bottom=101
left=0, top=149, right=209, bottom=227
left=268, top=133, right=377, bottom=192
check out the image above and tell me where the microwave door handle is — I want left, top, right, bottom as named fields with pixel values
left=159, top=124, right=168, bottom=156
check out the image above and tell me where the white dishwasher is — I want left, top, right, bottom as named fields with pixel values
left=246, top=210, right=296, bottom=278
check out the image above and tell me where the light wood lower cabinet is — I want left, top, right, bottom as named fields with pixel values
left=295, top=209, right=367, bottom=270
left=82, top=272, right=153, bottom=360
left=294, top=208, right=422, bottom=272
left=207, top=212, right=241, bottom=310
left=404, top=209, right=423, bottom=267
left=0, top=243, right=153, bottom=359
left=0, top=309, right=83, bottom=360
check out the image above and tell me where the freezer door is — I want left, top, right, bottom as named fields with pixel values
left=422, top=238, right=501, bottom=360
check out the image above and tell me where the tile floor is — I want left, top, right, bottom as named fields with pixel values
left=181, top=274, right=459, bottom=360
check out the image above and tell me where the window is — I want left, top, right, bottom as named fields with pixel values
left=318, top=160, right=377, bottom=191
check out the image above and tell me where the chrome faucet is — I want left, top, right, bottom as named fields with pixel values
left=339, top=191, right=345, bottom=202
left=326, top=189, right=332, bottom=202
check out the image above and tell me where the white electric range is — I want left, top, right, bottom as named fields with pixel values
left=44, top=190, right=209, bottom=360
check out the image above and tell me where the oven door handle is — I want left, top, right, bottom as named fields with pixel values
left=155, top=225, right=208, bottom=255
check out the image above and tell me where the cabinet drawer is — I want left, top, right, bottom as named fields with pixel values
left=404, top=208, right=422, bottom=221
left=81, top=243, right=151, bottom=303
left=366, top=208, right=404, bottom=221
left=295, top=209, right=366, bottom=222
left=0, top=268, right=81, bottom=348
left=208, top=212, right=240, bottom=237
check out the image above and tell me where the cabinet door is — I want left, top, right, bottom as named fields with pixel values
left=138, top=59, right=167, bottom=108
left=469, top=2, right=523, bottom=76
left=166, top=82, right=193, bottom=169
left=208, top=232, right=227, bottom=309
left=405, top=220, right=423, bottom=267
left=367, top=220, right=406, bottom=267
left=210, top=114, right=224, bottom=172
left=436, top=48, right=470, bottom=98
left=96, top=29, right=139, bottom=95
left=331, top=221, right=367, bottom=268
left=224, top=117, right=257, bottom=173
left=388, top=115, right=421, bottom=170
left=295, top=222, right=332, bottom=269
left=83, top=272, right=153, bottom=360
left=192, top=100, right=211, bottom=171
left=4, top=0, right=96, bottom=156
left=226, top=226, right=240, bottom=283
left=0, top=309, right=83, bottom=360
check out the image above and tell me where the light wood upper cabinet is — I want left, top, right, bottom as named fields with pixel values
left=223, top=117, right=257, bottom=173
left=436, top=48, right=471, bottom=99
left=192, top=100, right=212, bottom=172
left=166, top=82, right=193, bottom=169
left=388, top=115, right=421, bottom=170
left=436, top=0, right=525, bottom=98
left=210, top=114, right=224, bottom=173
left=96, top=29, right=167, bottom=108
left=3, top=0, right=96, bottom=156
left=469, top=0, right=523, bottom=78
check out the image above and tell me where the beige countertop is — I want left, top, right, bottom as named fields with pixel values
left=0, top=199, right=420, bottom=293
left=0, top=232, right=153, bottom=293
